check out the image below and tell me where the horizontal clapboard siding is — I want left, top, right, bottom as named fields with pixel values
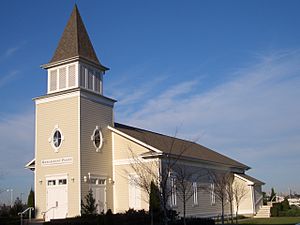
left=35, top=96, right=80, bottom=218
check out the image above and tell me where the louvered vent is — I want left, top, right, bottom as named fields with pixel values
left=88, top=70, right=93, bottom=90
left=68, top=65, right=76, bottom=87
left=95, top=73, right=100, bottom=93
left=59, top=67, right=67, bottom=89
left=50, top=70, right=57, bottom=91
left=80, top=65, right=86, bottom=88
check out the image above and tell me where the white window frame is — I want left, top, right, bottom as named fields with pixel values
left=193, top=182, right=198, bottom=206
left=211, top=183, right=216, bottom=205
left=170, top=176, right=177, bottom=207
left=90, top=126, right=104, bottom=152
left=48, top=125, right=65, bottom=153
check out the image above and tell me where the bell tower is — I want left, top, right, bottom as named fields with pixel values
left=34, top=5, right=116, bottom=220
left=42, top=5, right=108, bottom=95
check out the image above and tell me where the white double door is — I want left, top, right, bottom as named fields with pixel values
left=46, top=178, right=68, bottom=221
left=91, top=185, right=106, bottom=214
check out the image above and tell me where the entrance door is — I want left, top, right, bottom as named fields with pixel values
left=46, top=178, right=68, bottom=221
left=92, top=186, right=106, bottom=214
left=90, top=177, right=106, bottom=214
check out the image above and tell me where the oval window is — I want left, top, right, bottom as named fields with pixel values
left=94, top=130, right=101, bottom=148
left=92, top=127, right=103, bottom=151
left=53, top=130, right=62, bottom=148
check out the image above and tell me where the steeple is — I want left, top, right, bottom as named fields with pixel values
left=42, top=5, right=107, bottom=95
left=46, top=5, right=108, bottom=70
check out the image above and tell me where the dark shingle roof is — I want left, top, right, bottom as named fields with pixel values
left=114, top=123, right=249, bottom=170
left=49, top=5, right=108, bottom=70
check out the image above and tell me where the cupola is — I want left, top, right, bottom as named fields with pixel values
left=41, top=5, right=108, bottom=95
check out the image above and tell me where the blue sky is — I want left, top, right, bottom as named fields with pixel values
left=0, top=0, right=300, bottom=203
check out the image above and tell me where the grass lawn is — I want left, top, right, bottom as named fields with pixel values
left=238, top=217, right=300, bottom=224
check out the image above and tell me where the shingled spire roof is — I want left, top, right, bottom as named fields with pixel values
left=49, top=5, right=108, bottom=70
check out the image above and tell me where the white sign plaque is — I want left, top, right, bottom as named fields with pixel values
left=41, top=157, right=73, bottom=167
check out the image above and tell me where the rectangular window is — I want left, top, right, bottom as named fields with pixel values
left=58, top=179, right=67, bottom=185
left=59, top=67, right=67, bottom=89
left=94, top=72, right=100, bottom=93
left=80, top=65, right=85, bottom=87
left=128, top=175, right=141, bottom=209
left=193, top=182, right=198, bottom=205
left=88, top=69, right=93, bottom=90
left=170, top=177, right=177, bottom=207
left=211, top=183, right=216, bottom=205
left=68, top=65, right=76, bottom=87
left=47, top=180, right=56, bottom=186
left=49, top=70, right=57, bottom=91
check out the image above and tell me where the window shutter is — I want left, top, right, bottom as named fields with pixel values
left=68, top=65, right=76, bottom=87
left=59, top=67, right=66, bottom=89
left=50, top=70, right=57, bottom=91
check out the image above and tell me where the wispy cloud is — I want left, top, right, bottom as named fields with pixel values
left=116, top=49, right=300, bottom=192
left=0, top=111, right=34, bottom=197
left=4, top=47, right=20, bottom=58
left=0, top=70, right=20, bottom=88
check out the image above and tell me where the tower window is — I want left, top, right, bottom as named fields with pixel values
left=59, top=67, right=66, bottom=89
left=91, top=126, right=103, bottom=152
left=80, top=65, right=85, bottom=88
left=68, top=65, right=76, bottom=87
left=49, top=126, right=64, bottom=152
left=53, top=130, right=62, bottom=148
left=94, top=72, right=100, bottom=93
left=88, top=70, right=93, bottom=90
left=49, top=70, right=57, bottom=91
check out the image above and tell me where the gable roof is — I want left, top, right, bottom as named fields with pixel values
left=114, top=123, right=250, bottom=170
left=48, top=5, right=108, bottom=70
left=235, top=173, right=265, bottom=185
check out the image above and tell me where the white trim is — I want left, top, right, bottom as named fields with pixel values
left=108, top=126, right=162, bottom=153
left=34, top=105, right=37, bottom=212
left=112, top=132, right=116, bottom=213
left=77, top=94, right=81, bottom=215
left=113, top=158, right=158, bottom=166
left=25, top=158, right=35, bottom=168
left=36, top=91, right=80, bottom=104
left=47, top=62, right=79, bottom=95
left=91, top=126, right=104, bottom=152
left=234, top=174, right=254, bottom=185
left=45, top=173, right=69, bottom=179
left=193, top=182, right=198, bottom=206
left=49, top=126, right=64, bottom=152
left=250, top=185, right=255, bottom=214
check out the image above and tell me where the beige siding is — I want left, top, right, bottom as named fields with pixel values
left=113, top=132, right=158, bottom=213
left=35, top=96, right=80, bottom=218
left=233, top=176, right=253, bottom=215
left=176, top=184, right=230, bottom=217
left=80, top=97, right=114, bottom=211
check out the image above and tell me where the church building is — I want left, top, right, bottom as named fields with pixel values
left=26, top=5, right=264, bottom=222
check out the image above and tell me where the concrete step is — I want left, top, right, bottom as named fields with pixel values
left=254, top=205, right=271, bottom=218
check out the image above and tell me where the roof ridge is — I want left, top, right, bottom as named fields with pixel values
left=48, top=5, right=107, bottom=70
left=114, top=122, right=196, bottom=144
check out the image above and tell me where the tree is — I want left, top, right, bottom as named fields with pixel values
left=281, top=197, right=290, bottom=211
left=204, top=171, right=233, bottom=225
left=10, top=197, right=25, bottom=216
left=127, top=132, right=197, bottom=225
left=27, top=188, right=35, bottom=217
left=269, top=188, right=276, bottom=202
left=81, top=189, right=97, bottom=216
left=232, top=179, right=248, bottom=224
left=173, top=164, right=205, bottom=225
left=149, top=181, right=161, bottom=225
left=225, top=175, right=234, bottom=224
